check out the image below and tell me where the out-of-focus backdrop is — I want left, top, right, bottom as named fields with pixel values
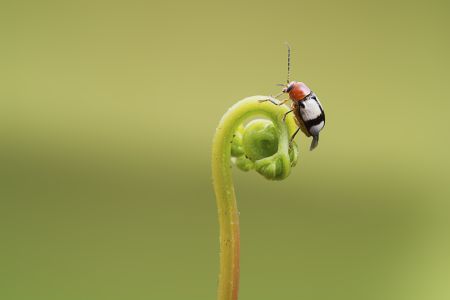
left=1, top=0, right=449, bottom=299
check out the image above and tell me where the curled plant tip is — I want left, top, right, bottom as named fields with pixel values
left=229, top=105, right=298, bottom=180
left=212, top=96, right=299, bottom=300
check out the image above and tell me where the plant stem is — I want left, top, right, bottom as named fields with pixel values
left=212, top=96, right=296, bottom=300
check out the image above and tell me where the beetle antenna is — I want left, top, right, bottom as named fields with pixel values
left=286, top=42, right=291, bottom=84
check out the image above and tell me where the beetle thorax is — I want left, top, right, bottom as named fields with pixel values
left=286, top=81, right=311, bottom=101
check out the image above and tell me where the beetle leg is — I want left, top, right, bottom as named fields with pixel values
left=289, top=127, right=300, bottom=146
left=271, top=91, right=285, bottom=99
left=282, top=109, right=293, bottom=122
left=277, top=99, right=289, bottom=105
left=258, top=98, right=278, bottom=105
left=259, top=98, right=289, bottom=106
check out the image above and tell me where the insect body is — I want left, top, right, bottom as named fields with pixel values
left=261, top=45, right=325, bottom=151
left=285, top=82, right=325, bottom=150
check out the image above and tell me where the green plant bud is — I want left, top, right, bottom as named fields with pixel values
left=242, top=120, right=278, bottom=161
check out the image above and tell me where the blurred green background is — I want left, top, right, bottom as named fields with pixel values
left=1, top=0, right=450, bottom=299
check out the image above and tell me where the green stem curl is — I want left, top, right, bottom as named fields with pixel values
left=212, top=96, right=299, bottom=300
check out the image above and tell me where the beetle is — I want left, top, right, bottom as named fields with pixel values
left=260, top=44, right=325, bottom=151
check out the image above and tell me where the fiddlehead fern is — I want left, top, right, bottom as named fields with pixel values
left=212, top=95, right=299, bottom=300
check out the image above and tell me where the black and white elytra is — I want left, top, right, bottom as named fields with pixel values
left=292, top=91, right=325, bottom=150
